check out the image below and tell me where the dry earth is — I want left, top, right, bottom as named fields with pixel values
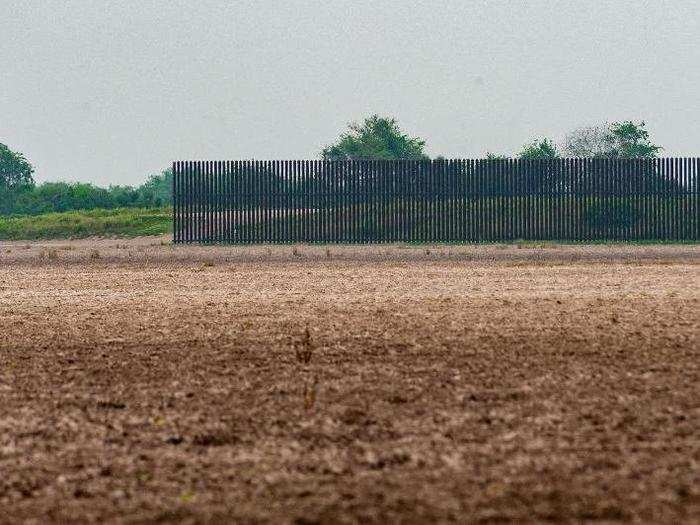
left=1, top=238, right=699, bottom=523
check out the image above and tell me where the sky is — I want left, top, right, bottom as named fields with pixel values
left=2, top=0, right=699, bottom=186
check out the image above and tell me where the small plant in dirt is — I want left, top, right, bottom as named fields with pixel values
left=179, top=491, right=196, bottom=503
left=292, top=246, right=301, bottom=257
left=295, top=327, right=313, bottom=364
left=302, top=375, right=318, bottom=411
left=89, top=249, right=101, bottom=260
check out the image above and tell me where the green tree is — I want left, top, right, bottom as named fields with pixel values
left=606, top=121, right=661, bottom=158
left=321, top=115, right=428, bottom=160
left=0, top=143, right=34, bottom=189
left=517, top=138, right=559, bottom=159
left=137, top=169, right=172, bottom=207
left=562, top=121, right=662, bottom=158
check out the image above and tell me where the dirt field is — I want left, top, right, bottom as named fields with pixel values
left=1, top=238, right=699, bottom=523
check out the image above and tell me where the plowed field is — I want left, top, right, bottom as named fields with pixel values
left=1, top=239, right=699, bottom=523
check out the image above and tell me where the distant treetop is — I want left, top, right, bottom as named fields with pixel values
left=517, top=138, right=559, bottom=160
left=321, top=115, right=428, bottom=161
left=562, top=121, right=662, bottom=159
left=0, top=143, right=35, bottom=189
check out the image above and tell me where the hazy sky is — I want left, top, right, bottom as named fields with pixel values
left=2, top=0, right=699, bottom=186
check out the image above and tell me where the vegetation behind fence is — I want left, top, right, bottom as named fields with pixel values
left=173, top=158, right=699, bottom=243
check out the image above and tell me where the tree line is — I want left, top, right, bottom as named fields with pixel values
left=320, top=115, right=662, bottom=161
left=0, top=147, right=172, bottom=216
left=0, top=116, right=664, bottom=216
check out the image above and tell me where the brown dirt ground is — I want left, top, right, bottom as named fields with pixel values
left=1, top=238, right=699, bottom=523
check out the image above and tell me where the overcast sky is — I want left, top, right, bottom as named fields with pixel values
left=2, top=0, right=699, bottom=186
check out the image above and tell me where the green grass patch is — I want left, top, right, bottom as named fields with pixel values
left=0, top=207, right=172, bottom=240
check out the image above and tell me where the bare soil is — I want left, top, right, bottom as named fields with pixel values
left=1, top=238, right=699, bottom=523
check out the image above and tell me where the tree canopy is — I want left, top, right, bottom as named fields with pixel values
left=562, top=121, right=661, bottom=158
left=0, top=143, right=35, bottom=189
left=606, top=121, right=662, bottom=158
left=517, top=138, right=559, bottom=159
left=321, top=115, right=428, bottom=160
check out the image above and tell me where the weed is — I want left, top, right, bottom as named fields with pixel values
left=302, top=375, right=318, bottom=411
left=90, top=249, right=101, bottom=260
left=325, top=248, right=332, bottom=258
left=179, top=491, right=196, bottom=504
left=202, top=260, right=214, bottom=268
left=292, top=246, right=301, bottom=257
left=135, top=470, right=151, bottom=483
left=295, top=327, right=313, bottom=364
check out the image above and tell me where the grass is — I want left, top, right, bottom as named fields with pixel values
left=0, top=207, right=172, bottom=240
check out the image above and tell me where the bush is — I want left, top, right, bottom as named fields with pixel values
left=0, top=207, right=172, bottom=240
left=0, top=170, right=172, bottom=216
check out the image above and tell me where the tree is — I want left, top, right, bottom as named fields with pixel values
left=606, top=121, right=662, bottom=158
left=562, top=121, right=661, bottom=158
left=137, top=169, right=172, bottom=207
left=561, top=125, right=610, bottom=158
left=0, top=143, right=34, bottom=189
left=321, top=115, right=428, bottom=160
left=517, top=138, right=558, bottom=159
